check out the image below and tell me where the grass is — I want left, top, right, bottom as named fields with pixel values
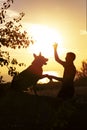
left=0, top=81, right=87, bottom=129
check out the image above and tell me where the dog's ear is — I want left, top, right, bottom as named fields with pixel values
left=39, top=52, right=42, bottom=56
left=33, top=53, right=37, bottom=58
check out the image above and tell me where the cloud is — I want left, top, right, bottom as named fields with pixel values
left=0, top=0, right=4, bottom=2
left=0, top=0, right=4, bottom=6
left=6, top=9, right=19, bottom=18
left=0, top=0, right=19, bottom=19
left=2, top=9, right=19, bottom=22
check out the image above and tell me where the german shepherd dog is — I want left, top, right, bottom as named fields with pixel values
left=11, top=53, right=48, bottom=95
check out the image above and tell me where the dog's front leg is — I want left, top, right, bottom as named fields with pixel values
left=41, top=74, right=49, bottom=79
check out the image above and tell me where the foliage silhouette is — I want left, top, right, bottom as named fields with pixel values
left=0, top=0, right=13, bottom=24
left=76, top=60, right=87, bottom=79
left=75, top=60, right=87, bottom=86
left=0, top=0, right=33, bottom=82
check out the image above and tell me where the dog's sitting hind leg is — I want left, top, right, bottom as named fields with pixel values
left=32, top=85, right=38, bottom=95
left=27, top=85, right=38, bottom=95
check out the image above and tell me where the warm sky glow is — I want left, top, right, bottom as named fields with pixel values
left=8, top=0, right=87, bottom=67
left=1, top=0, right=87, bottom=82
left=26, top=24, right=64, bottom=58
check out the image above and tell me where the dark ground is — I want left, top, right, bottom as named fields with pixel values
left=0, top=82, right=87, bottom=129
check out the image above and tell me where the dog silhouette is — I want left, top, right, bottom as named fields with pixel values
left=11, top=53, right=48, bottom=95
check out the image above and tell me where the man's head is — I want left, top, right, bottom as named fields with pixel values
left=65, top=52, right=76, bottom=62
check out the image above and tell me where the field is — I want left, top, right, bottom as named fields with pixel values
left=0, top=81, right=87, bottom=129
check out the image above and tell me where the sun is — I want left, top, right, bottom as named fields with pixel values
left=26, top=24, right=64, bottom=58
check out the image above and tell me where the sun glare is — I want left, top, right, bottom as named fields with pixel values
left=26, top=24, right=64, bottom=58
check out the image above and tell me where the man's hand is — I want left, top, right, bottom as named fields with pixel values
left=53, top=43, right=58, bottom=50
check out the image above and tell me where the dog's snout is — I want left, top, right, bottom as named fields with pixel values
left=46, top=58, right=48, bottom=61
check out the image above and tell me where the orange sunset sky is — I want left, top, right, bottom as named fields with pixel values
left=1, top=0, right=87, bottom=82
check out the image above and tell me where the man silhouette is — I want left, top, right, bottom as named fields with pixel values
left=53, top=43, right=76, bottom=99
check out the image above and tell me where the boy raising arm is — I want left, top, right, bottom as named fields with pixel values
left=53, top=43, right=76, bottom=99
